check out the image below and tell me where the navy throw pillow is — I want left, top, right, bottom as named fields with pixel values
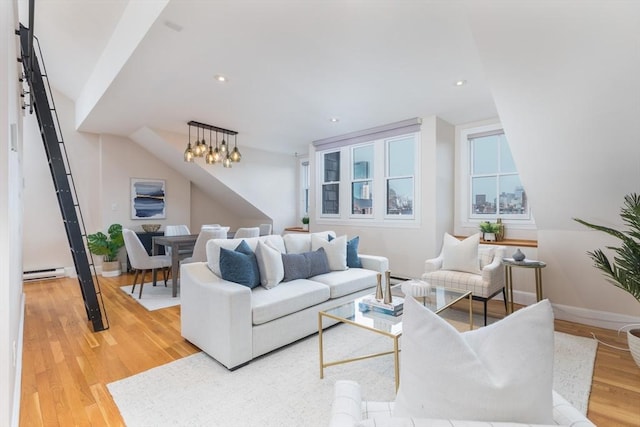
left=329, top=235, right=362, bottom=268
left=219, top=240, right=260, bottom=288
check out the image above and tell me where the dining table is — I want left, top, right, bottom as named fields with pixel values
left=151, top=234, right=198, bottom=297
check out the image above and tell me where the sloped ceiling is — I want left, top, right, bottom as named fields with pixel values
left=25, top=0, right=497, bottom=156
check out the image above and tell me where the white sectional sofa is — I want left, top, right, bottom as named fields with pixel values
left=180, top=231, right=389, bottom=369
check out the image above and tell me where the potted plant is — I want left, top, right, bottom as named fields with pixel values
left=574, top=193, right=640, bottom=367
left=479, top=221, right=501, bottom=241
left=302, top=215, right=309, bottom=231
left=87, top=223, right=124, bottom=277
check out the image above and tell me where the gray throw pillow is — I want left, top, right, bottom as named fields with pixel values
left=305, top=247, right=330, bottom=277
left=281, top=253, right=310, bottom=281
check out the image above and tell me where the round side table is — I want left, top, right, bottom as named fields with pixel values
left=502, top=258, right=547, bottom=314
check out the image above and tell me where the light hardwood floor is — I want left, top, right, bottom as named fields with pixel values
left=19, top=274, right=640, bottom=426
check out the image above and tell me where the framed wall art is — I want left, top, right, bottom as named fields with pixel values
left=130, top=178, right=166, bottom=219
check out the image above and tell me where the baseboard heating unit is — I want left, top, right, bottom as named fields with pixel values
left=23, top=267, right=66, bottom=281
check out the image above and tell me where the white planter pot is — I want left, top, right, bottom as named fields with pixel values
left=483, top=232, right=496, bottom=242
left=628, top=329, right=640, bottom=368
left=101, top=260, right=121, bottom=277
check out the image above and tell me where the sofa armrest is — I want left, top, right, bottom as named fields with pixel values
left=180, top=262, right=253, bottom=369
left=329, top=380, right=363, bottom=427
left=424, top=255, right=443, bottom=273
left=481, top=256, right=505, bottom=288
left=359, top=254, right=389, bottom=274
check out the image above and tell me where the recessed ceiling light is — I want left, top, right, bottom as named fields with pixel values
left=214, top=75, right=227, bottom=83
left=329, top=117, right=340, bottom=123
left=163, top=20, right=183, bottom=32
left=455, top=80, right=467, bottom=86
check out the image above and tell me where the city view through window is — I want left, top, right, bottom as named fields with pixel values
left=470, top=131, right=529, bottom=218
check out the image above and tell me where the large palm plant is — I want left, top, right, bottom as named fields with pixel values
left=574, top=193, right=640, bottom=303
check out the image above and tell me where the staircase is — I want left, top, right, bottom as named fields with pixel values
left=18, top=24, right=108, bottom=332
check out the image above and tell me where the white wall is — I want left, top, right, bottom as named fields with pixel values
left=467, top=1, right=640, bottom=325
left=1, top=1, right=25, bottom=425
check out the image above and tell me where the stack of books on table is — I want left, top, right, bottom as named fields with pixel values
left=358, top=295, right=404, bottom=317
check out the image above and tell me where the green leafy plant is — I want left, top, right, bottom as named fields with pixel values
left=87, top=223, right=124, bottom=262
left=574, top=193, right=640, bottom=303
left=302, top=216, right=310, bottom=225
left=479, top=221, right=501, bottom=234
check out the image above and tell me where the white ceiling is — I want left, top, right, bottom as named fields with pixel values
left=24, top=0, right=498, bottom=155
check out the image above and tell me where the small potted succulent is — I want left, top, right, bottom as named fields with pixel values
left=479, top=221, right=501, bottom=241
left=87, top=223, right=124, bottom=277
left=574, top=193, right=640, bottom=368
left=302, top=215, right=310, bottom=231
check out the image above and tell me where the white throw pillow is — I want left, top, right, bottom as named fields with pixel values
left=311, top=234, right=347, bottom=271
left=393, top=297, right=555, bottom=424
left=441, top=232, right=481, bottom=274
left=283, top=231, right=335, bottom=254
left=255, top=240, right=284, bottom=289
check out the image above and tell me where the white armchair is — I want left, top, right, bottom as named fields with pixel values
left=422, top=237, right=506, bottom=325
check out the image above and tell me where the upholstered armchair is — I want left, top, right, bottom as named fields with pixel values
left=422, top=233, right=506, bottom=325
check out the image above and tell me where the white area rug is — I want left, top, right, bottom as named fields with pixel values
left=119, top=282, right=179, bottom=311
left=108, top=322, right=597, bottom=427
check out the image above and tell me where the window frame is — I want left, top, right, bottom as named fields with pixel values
left=315, top=132, right=420, bottom=226
left=350, top=143, right=375, bottom=218
left=458, top=122, right=535, bottom=230
left=384, top=135, right=416, bottom=220
left=320, top=150, right=341, bottom=217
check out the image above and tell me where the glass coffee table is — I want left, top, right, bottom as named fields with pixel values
left=318, top=281, right=472, bottom=391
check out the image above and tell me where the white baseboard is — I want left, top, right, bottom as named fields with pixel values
left=510, top=289, right=640, bottom=330
left=12, top=293, right=25, bottom=427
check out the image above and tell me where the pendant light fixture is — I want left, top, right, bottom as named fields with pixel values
left=185, top=121, right=239, bottom=168
left=213, top=131, right=221, bottom=163
left=205, top=128, right=215, bottom=164
left=230, top=134, right=242, bottom=162
left=184, top=124, right=194, bottom=162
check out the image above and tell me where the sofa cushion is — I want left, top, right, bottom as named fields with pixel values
left=441, top=232, right=481, bottom=274
left=312, top=234, right=347, bottom=271
left=255, top=240, right=284, bottom=289
left=393, top=297, right=554, bottom=424
left=283, top=231, right=336, bottom=254
left=251, top=279, right=331, bottom=325
left=311, top=268, right=378, bottom=299
left=219, top=241, right=260, bottom=289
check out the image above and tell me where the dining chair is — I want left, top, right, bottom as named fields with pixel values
left=122, top=228, right=172, bottom=298
left=182, top=228, right=227, bottom=264
left=164, top=224, right=192, bottom=257
left=234, top=227, right=260, bottom=239
left=258, top=224, right=272, bottom=236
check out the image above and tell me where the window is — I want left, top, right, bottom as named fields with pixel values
left=351, top=145, right=374, bottom=215
left=322, top=151, right=340, bottom=215
left=315, top=131, right=419, bottom=223
left=469, top=130, right=529, bottom=219
left=386, top=136, right=414, bottom=216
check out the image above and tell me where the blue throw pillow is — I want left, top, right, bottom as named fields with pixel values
left=305, top=247, right=330, bottom=277
left=219, top=240, right=260, bottom=288
left=281, top=252, right=310, bottom=281
left=329, top=235, right=362, bottom=268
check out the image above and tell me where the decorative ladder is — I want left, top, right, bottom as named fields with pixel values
left=18, top=24, right=109, bottom=331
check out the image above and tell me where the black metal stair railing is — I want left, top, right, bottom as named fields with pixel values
left=18, top=24, right=109, bottom=332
